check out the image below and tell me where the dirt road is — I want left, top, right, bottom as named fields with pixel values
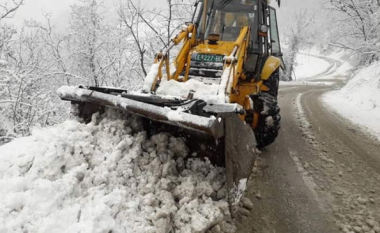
left=236, top=59, right=380, bottom=233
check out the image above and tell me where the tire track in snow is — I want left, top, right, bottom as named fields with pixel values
left=290, top=90, right=329, bottom=212
left=294, top=90, right=316, bottom=143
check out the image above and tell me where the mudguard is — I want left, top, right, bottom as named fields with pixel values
left=261, top=56, right=281, bottom=80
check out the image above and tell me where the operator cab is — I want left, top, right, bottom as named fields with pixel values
left=194, top=0, right=283, bottom=75
left=204, top=0, right=259, bottom=44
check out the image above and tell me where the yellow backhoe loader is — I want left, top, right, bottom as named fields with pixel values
left=58, top=0, right=284, bottom=215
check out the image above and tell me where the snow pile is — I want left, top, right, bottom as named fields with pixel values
left=0, top=110, right=235, bottom=233
left=294, top=92, right=317, bottom=145
left=323, top=61, right=380, bottom=140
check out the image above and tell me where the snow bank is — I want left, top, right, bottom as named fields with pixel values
left=323, top=61, right=380, bottom=140
left=0, top=110, right=235, bottom=233
left=332, top=61, right=353, bottom=78
left=294, top=53, right=331, bottom=80
left=280, top=81, right=335, bottom=86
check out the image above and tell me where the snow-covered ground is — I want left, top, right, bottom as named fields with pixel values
left=0, top=109, right=235, bottom=233
left=289, top=49, right=380, bottom=142
left=323, top=61, right=380, bottom=141
left=280, top=81, right=335, bottom=86
left=293, top=53, right=331, bottom=80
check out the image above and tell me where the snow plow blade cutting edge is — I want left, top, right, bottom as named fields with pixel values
left=58, top=86, right=257, bottom=215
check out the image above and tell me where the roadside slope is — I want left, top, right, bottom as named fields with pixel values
left=323, top=61, right=380, bottom=141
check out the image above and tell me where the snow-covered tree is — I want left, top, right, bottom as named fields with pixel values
left=328, top=0, right=380, bottom=64
left=0, top=0, right=23, bottom=21
left=283, top=9, right=315, bottom=81
left=67, top=0, right=114, bottom=86
left=0, top=0, right=23, bottom=60
left=0, top=25, right=65, bottom=139
left=116, top=0, right=196, bottom=79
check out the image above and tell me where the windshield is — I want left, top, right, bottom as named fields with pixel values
left=203, top=0, right=258, bottom=44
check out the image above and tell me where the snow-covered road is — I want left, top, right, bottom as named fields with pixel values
left=236, top=55, right=380, bottom=233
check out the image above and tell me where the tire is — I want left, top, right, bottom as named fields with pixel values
left=263, top=69, right=280, bottom=99
left=251, top=92, right=281, bottom=149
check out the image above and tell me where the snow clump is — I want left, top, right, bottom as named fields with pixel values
left=0, top=109, right=235, bottom=233
left=0, top=60, right=8, bottom=68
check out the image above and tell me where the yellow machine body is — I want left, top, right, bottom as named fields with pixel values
left=150, top=23, right=281, bottom=130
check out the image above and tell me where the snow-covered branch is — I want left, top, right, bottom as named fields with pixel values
left=0, top=0, right=24, bottom=21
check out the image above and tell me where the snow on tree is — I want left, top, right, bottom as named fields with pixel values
left=328, top=0, right=380, bottom=64
left=116, top=0, right=196, bottom=79
left=0, top=0, right=24, bottom=22
left=282, top=9, right=315, bottom=81
left=67, top=0, right=114, bottom=87
left=0, top=0, right=198, bottom=140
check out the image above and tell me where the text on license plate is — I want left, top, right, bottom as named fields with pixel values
left=195, top=54, right=224, bottom=63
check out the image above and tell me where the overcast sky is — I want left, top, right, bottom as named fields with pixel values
left=10, top=0, right=162, bottom=29
left=9, top=0, right=323, bottom=32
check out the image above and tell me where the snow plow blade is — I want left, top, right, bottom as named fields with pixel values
left=58, top=86, right=257, bottom=215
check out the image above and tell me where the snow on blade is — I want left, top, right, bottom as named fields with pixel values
left=0, top=109, right=236, bottom=233
left=155, top=68, right=232, bottom=104
left=156, top=78, right=223, bottom=104
left=166, top=108, right=184, bottom=122
left=57, top=86, right=85, bottom=98
left=57, top=86, right=219, bottom=137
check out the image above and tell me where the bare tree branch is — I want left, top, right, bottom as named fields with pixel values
left=0, top=0, right=24, bottom=21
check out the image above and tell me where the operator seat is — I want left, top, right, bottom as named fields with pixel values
left=222, top=12, right=249, bottom=41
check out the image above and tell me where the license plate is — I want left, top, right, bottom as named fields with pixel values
left=194, top=54, right=224, bottom=63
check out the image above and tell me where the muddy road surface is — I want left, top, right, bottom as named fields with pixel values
left=236, top=61, right=380, bottom=233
